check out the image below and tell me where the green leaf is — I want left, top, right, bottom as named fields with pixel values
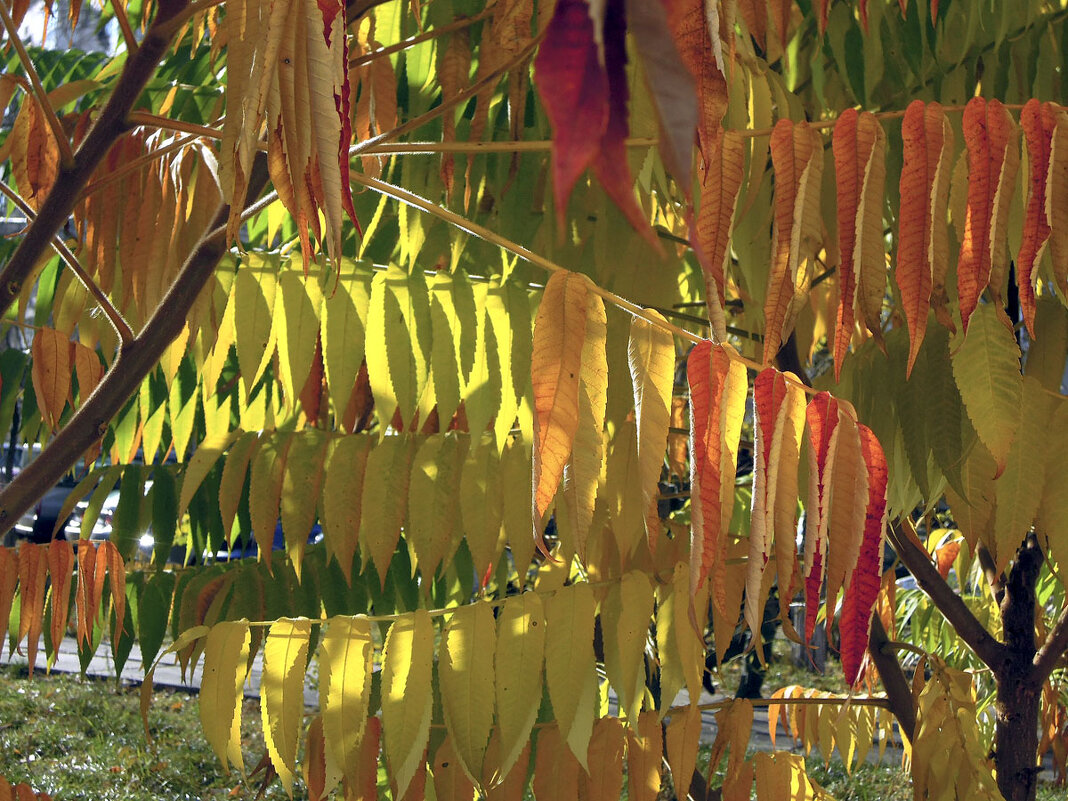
left=951, top=304, right=1023, bottom=476
left=321, top=435, right=373, bottom=582
left=359, top=434, right=413, bottom=585
left=460, top=432, right=504, bottom=586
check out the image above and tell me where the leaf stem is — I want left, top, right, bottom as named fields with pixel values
left=349, top=4, right=496, bottom=68
left=110, top=0, right=139, bottom=54
left=80, top=132, right=202, bottom=199
left=0, top=2, right=76, bottom=167
left=0, top=180, right=133, bottom=344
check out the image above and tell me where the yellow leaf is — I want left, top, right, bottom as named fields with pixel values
left=544, top=582, right=597, bottom=767
left=626, top=710, right=663, bottom=801
left=321, top=261, right=372, bottom=414
left=601, top=571, right=654, bottom=722
left=627, top=312, right=674, bottom=553
left=280, top=429, right=329, bottom=579
left=30, top=327, right=71, bottom=431
left=460, top=433, right=505, bottom=584
left=321, top=434, right=372, bottom=581
left=359, top=434, right=413, bottom=584
left=754, top=751, right=820, bottom=800
left=274, top=268, right=323, bottom=409
left=233, top=255, right=278, bottom=398
left=319, top=616, right=373, bottom=783
left=487, top=277, right=532, bottom=451
left=501, top=436, right=535, bottom=577
left=531, top=271, right=593, bottom=547
left=261, top=617, right=312, bottom=795
left=665, top=705, right=702, bottom=797
left=179, top=429, right=243, bottom=522
left=494, top=592, right=545, bottom=783
left=408, top=432, right=468, bottom=581
left=381, top=609, right=435, bottom=797
left=581, top=717, right=624, bottom=801
left=218, top=431, right=260, bottom=546
left=561, top=284, right=608, bottom=558
left=440, top=601, right=497, bottom=787
left=199, top=620, right=251, bottom=773
left=249, top=431, right=292, bottom=571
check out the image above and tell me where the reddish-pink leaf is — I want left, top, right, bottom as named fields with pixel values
left=533, top=0, right=608, bottom=228
left=46, top=540, right=75, bottom=660
left=0, top=548, right=18, bottom=657
left=1018, top=99, right=1055, bottom=338
left=591, top=0, right=659, bottom=249
left=839, top=424, right=888, bottom=687
left=17, top=543, right=48, bottom=675
left=803, top=392, right=839, bottom=646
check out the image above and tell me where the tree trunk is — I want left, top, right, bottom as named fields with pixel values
left=992, top=534, right=1043, bottom=801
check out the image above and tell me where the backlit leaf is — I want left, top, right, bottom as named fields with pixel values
left=30, top=327, right=71, bottom=431
left=319, top=615, right=373, bottom=783
left=627, top=313, right=675, bottom=553
left=688, top=341, right=747, bottom=614
left=440, top=601, right=496, bottom=786
left=381, top=609, right=435, bottom=798
left=408, top=433, right=468, bottom=581
left=544, top=582, right=597, bottom=767
left=494, top=592, right=545, bottom=782
left=200, top=620, right=251, bottom=772
left=261, top=617, right=312, bottom=795
left=898, top=100, right=955, bottom=374
left=958, top=97, right=1019, bottom=333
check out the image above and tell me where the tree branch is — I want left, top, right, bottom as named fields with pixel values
left=1031, top=602, right=1068, bottom=689
left=868, top=614, right=916, bottom=743
left=0, top=2, right=75, bottom=167
left=0, top=0, right=191, bottom=317
left=887, top=520, right=1008, bottom=671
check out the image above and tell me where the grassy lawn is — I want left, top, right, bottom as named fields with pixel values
left=0, top=666, right=285, bottom=801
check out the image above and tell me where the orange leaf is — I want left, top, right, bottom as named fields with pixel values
left=580, top=717, right=625, bottom=801
left=833, top=109, right=887, bottom=376
left=438, top=30, right=471, bottom=199
left=687, top=341, right=747, bottom=615
left=17, top=543, right=48, bottom=675
left=897, top=100, right=955, bottom=375
left=72, top=343, right=104, bottom=407
left=764, top=119, right=824, bottom=363
left=665, top=705, right=702, bottom=797
left=531, top=271, right=592, bottom=552
left=341, top=715, right=380, bottom=801
left=839, top=424, right=888, bottom=686
left=532, top=724, right=580, bottom=800
left=935, top=539, right=961, bottom=580
left=695, top=129, right=745, bottom=338
left=76, top=540, right=105, bottom=648
left=625, top=711, right=663, bottom=801
left=1047, top=107, right=1068, bottom=301
left=958, top=97, right=1019, bottom=333
left=803, top=392, right=839, bottom=645
left=747, top=368, right=806, bottom=646
left=100, top=541, right=126, bottom=638
left=46, top=540, right=75, bottom=661
left=0, top=549, right=18, bottom=656
left=31, top=328, right=72, bottom=431
left=1018, top=99, right=1056, bottom=338
left=10, top=94, right=60, bottom=211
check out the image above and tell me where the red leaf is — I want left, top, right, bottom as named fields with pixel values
left=17, top=543, right=48, bottom=675
left=1018, top=99, right=1055, bottom=338
left=591, top=0, right=659, bottom=249
left=533, top=0, right=608, bottom=228
left=839, top=424, right=887, bottom=687
left=803, top=392, right=839, bottom=646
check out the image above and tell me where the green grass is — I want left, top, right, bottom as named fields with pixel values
left=0, top=666, right=285, bottom=801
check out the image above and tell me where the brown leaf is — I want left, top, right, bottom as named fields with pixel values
left=17, top=543, right=48, bottom=675
left=46, top=540, right=75, bottom=661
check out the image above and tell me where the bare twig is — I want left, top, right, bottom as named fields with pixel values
left=0, top=1, right=76, bottom=166
left=110, top=0, right=139, bottom=53
left=868, top=615, right=917, bottom=742
left=0, top=180, right=133, bottom=344
left=1031, top=603, right=1068, bottom=688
